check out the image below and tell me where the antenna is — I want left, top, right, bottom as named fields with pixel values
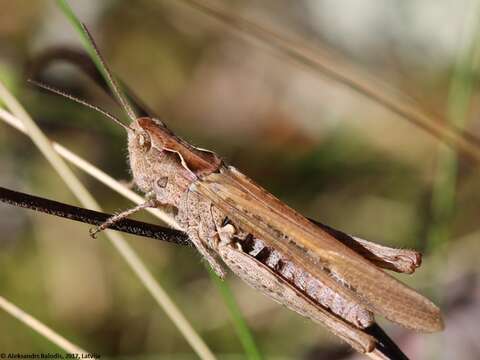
left=81, top=23, right=137, bottom=122
left=28, top=79, right=131, bottom=132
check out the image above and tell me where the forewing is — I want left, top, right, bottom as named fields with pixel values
left=194, top=166, right=443, bottom=332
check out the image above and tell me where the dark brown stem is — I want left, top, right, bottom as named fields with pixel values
left=366, top=323, right=410, bottom=360
left=0, top=186, right=190, bottom=246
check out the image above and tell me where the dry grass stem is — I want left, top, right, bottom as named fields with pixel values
left=182, top=0, right=480, bottom=163
left=0, top=295, right=86, bottom=353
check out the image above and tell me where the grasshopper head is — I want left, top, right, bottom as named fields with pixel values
left=127, top=117, right=200, bottom=206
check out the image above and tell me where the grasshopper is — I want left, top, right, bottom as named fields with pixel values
left=35, top=26, right=443, bottom=357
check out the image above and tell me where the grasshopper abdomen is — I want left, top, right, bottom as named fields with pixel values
left=222, top=231, right=374, bottom=329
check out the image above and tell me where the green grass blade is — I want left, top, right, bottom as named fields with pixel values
left=55, top=0, right=103, bottom=78
left=55, top=0, right=136, bottom=120
left=209, top=269, right=263, bottom=360
left=425, top=5, right=480, bottom=358
left=427, top=3, right=480, bottom=251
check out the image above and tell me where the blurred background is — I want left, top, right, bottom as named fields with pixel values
left=0, top=0, right=479, bottom=359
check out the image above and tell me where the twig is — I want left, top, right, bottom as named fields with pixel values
left=0, top=186, right=190, bottom=246
left=365, top=324, right=409, bottom=360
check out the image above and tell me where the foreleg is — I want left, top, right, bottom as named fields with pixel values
left=90, top=198, right=158, bottom=238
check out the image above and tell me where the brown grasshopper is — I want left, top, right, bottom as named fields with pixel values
left=35, top=26, right=443, bottom=357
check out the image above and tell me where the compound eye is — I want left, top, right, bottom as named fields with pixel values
left=137, top=132, right=151, bottom=151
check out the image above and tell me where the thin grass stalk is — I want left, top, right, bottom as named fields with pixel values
left=0, top=83, right=215, bottom=360
left=55, top=0, right=133, bottom=117
left=0, top=295, right=86, bottom=353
